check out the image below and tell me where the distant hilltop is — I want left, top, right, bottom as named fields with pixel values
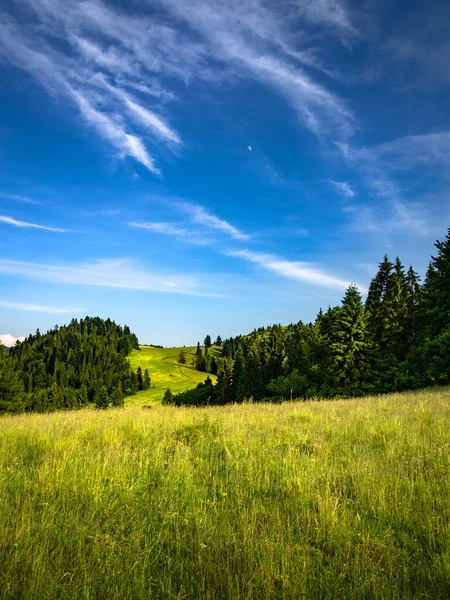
left=0, top=334, right=26, bottom=348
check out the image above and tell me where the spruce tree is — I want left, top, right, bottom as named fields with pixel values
left=204, top=335, right=212, bottom=349
left=162, top=388, right=174, bottom=405
left=330, top=285, right=371, bottom=396
left=112, top=383, right=124, bottom=407
left=143, top=369, right=151, bottom=390
left=95, top=386, right=110, bottom=409
left=177, top=350, right=186, bottom=365
left=0, top=344, right=25, bottom=413
left=136, top=366, right=144, bottom=391
left=422, top=227, right=450, bottom=336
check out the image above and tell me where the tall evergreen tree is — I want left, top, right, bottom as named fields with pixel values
left=143, top=369, right=151, bottom=390
left=329, top=286, right=371, bottom=396
left=0, top=344, right=25, bottom=413
left=112, top=383, right=124, bottom=407
left=204, top=335, right=212, bottom=349
left=136, top=366, right=144, bottom=391
left=95, top=386, right=110, bottom=409
left=422, top=227, right=450, bottom=336
left=177, top=350, right=186, bottom=365
left=162, top=388, right=174, bottom=405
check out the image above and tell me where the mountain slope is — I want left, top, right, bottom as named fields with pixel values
left=127, top=345, right=220, bottom=404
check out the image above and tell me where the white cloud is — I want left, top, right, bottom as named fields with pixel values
left=0, top=334, right=26, bottom=348
left=129, top=221, right=212, bottom=245
left=0, top=215, right=67, bottom=232
left=330, top=180, right=355, bottom=198
left=0, top=0, right=357, bottom=176
left=247, top=145, right=252, bottom=151
left=0, top=193, right=41, bottom=205
left=0, top=301, right=84, bottom=314
left=0, top=258, right=220, bottom=297
left=175, top=201, right=250, bottom=240
left=228, top=249, right=365, bottom=291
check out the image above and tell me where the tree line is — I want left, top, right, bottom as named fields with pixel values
left=164, top=226, right=450, bottom=406
left=0, top=317, right=147, bottom=413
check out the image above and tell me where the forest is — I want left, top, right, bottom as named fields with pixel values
left=1, top=227, right=450, bottom=413
left=166, top=226, right=450, bottom=406
left=0, top=317, right=150, bottom=413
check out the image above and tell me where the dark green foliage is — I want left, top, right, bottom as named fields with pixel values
left=267, top=369, right=310, bottom=401
left=112, top=383, right=124, bottom=408
left=204, top=335, right=212, bottom=348
left=136, top=366, right=144, bottom=390
left=162, top=388, right=174, bottom=405
left=422, top=227, right=450, bottom=337
left=214, top=335, right=222, bottom=346
left=328, top=286, right=371, bottom=396
left=8, top=317, right=139, bottom=413
left=0, top=344, right=25, bottom=414
left=143, top=369, right=151, bottom=390
left=171, top=377, right=214, bottom=406
left=177, top=350, right=186, bottom=365
left=95, top=386, right=110, bottom=410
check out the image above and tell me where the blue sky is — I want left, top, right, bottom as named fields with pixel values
left=0, top=0, right=449, bottom=345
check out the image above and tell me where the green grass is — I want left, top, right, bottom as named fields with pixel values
left=1, top=389, right=449, bottom=599
left=127, top=345, right=219, bottom=405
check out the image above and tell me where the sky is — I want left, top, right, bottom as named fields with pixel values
left=0, top=0, right=449, bottom=346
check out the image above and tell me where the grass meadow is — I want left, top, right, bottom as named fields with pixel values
left=127, top=346, right=218, bottom=405
left=0, top=389, right=449, bottom=599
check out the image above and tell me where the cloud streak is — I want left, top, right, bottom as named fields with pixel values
left=0, top=258, right=220, bottom=297
left=0, top=301, right=84, bottom=314
left=175, top=201, right=250, bottom=240
left=0, top=215, right=67, bottom=232
left=228, top=249, right=365, bottom=291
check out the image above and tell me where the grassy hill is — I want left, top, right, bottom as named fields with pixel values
left=127, top=345, right=220, bottom=404
left=0, top=388, right=449, bottom=599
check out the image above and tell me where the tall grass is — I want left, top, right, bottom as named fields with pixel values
left=0, top=389, right=449, bottom=599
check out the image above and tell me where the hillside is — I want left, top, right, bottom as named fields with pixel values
left=127, top=345, right=220, bottom=404
left=0, top=388, right=448, bottom=599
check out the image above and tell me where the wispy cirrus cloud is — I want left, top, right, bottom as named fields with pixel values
left=330, top=180, right=355, bottom=198
left=0, top=258, right=220, bottom=297
left=338, top=130, right=450, bottom=237
left=175, top=201, right=250, bottom=241
left=129, top=221, right=213, bottom=245
left=0, top=215, right=67, bottom=232
left=0, top=192, right=42, bottom=205
left=227, top=249, right=365, bottom=291
left=0, top=0, right=357, bottom=179
left=0, top=301, right=84, bottom=314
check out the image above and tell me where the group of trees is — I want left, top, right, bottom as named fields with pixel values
left=0, top=317, right=142, bottom=413
left=178, top=340, right=221, bottom=375
left=165, top=227, right=450, bottom=406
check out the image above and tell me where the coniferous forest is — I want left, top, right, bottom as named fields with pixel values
left=1, top=317, right=141, bottom=413
left=1, top=227, right=450, bottom=413
left=166, top=227, right=450, bottom=406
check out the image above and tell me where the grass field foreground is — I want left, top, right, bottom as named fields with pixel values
left=0, top=389, right=449, bottom=599
left=127, top=345, right=219, bottom=405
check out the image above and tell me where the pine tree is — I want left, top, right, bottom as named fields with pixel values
left=143, top=369, right=151, bottom=390
left=213, top=358, right=232, bottom=404
left=177, top=350, right=186, bottom=365
left=0, top=344, right=25, bottom=413
left=136, top=366, right=144, bottom=390
left=330, top=285, right=371, bottom=396
left=162, top=388, right=174, bottom=405
left=214, top=335, right=222, bottom=347
left=95, top=386, right=110, bottom=409
left=365, top=255, right=394, bottom=348
left=204, top=335, right=212, bottom=349
left=422, top=227, right=450, bottom=336
left=112, top=383, right=124, bottom=407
